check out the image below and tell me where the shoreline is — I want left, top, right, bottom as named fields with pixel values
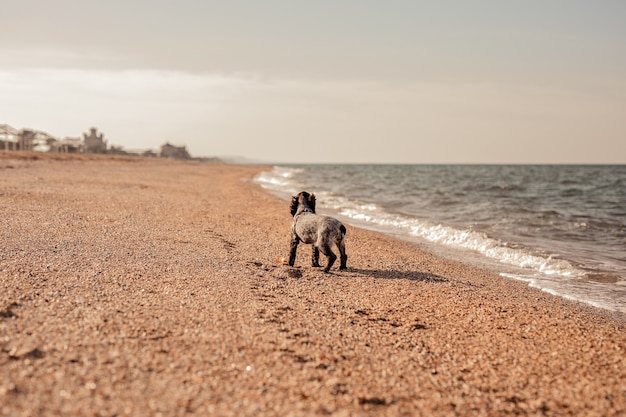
left=257, top=164, right=626, bottom=316
left=1, top=153, right=625, bottom=416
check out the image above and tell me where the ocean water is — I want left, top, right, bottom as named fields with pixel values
left=254, top=165, right=626, bottom=313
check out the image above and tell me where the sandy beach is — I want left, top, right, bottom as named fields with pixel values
left=1, top=152, right=624, bottom=416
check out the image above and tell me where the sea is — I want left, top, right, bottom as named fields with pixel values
left=254, top=164, right=626, bottom=313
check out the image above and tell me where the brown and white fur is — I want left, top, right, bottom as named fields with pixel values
left=289, top=191, right=347, bottom=273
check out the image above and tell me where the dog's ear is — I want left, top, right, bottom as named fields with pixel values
left=290, top=195, right=299, bottom=216
left=308, top=193, right=316, bottom=213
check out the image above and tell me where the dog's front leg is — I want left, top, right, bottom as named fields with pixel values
left=288, top=235, right=300, bottom=266
left=312, top=246, right=320, bottom=267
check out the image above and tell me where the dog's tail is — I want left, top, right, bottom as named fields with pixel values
left=340, top=224, right=346, bottom=236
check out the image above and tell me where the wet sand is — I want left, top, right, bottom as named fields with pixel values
left=1, top=152, right=624, bottom=416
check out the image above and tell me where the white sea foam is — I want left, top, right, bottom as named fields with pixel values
left=253, top=166, right=306, bottom=198
left=339, top=204, right=583, bottom=279
left=255, top=166, right=301, bottom=189
left=500, top=273, right=625, bottom=312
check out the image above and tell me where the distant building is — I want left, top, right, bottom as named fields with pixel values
left=0, top=125, right=55, bottom=151
left=0, top=124, right=19, bottom=150
left=160, top=142, right=191, bottom=159
left=83, top=127, right=107, bottom=153
left=17, top=130, right=37, bottom=151
left=30, top=131, right=57, bottom=152
left=50, top=137, right=85, bottom=153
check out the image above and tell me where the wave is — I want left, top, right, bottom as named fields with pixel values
left=254, top=166, right=305, bottom=193
left=338, top=201, right=583, bottom=279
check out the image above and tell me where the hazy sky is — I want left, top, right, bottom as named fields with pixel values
left=1, top=1, right=625, bottom=163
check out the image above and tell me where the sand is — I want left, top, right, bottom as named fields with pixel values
left=1, top=152, right=624, bottom=416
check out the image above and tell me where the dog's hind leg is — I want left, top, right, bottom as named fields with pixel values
left=288, top=237, right=300, bottom=266
left=312, top=246, right=320, bottom=267
left=338, top=240, right=348, bottom=270
left=320, top=244, right=337, bottom=273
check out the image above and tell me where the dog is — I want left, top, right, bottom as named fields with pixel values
left=288, top=191, right=347, bottom=273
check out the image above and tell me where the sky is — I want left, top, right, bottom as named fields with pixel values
left=1, top=0, right=625, bottom=164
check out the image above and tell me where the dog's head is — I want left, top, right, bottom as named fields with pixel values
left=290, top=191, right=316, bottom=216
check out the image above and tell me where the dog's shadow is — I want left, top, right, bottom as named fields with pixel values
left=344, top=267, right=448, bottom=283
